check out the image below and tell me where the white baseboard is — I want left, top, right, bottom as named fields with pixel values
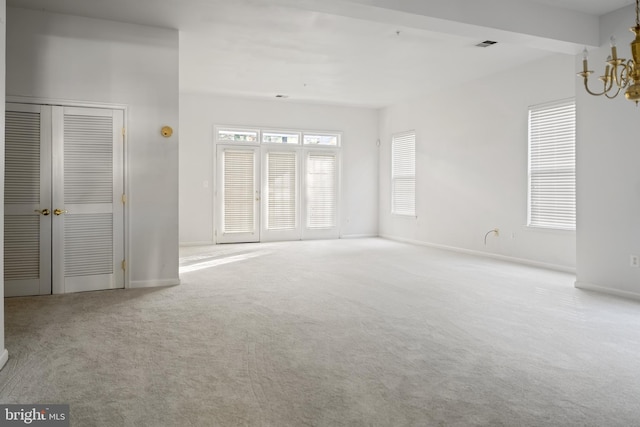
left=0, top=349, right=8, bottom=371
left=340, top=234, right=379, bottom=239
left=180, top=241, right=215, bottom=247
left=380, top=234, right=576, bottom=274
left=575, top=281, right=640, bottom=301
left=129, top=279, right=181, bottom=289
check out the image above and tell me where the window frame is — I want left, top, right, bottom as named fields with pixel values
left=391, top=130, right=416, bottom=217
left=214, top=125, right=342, bottom=242
left=527, top=98, right=576, bottom=231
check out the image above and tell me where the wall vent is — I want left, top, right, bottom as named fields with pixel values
left=475, top=40, right=497, bottom=47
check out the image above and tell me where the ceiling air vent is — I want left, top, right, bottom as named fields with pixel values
left=475, top=40, right=497, bottom=47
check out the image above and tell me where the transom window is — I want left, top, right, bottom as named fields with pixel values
left=217, top=128, right=259, bottom=142
left=216, top=126, right=340, bottom=147
left=262, top=132, right=300, bottom=144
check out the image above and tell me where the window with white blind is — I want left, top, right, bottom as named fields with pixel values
left=528, top=99, right=576, bottom=230
left=266, top=151, right=297, bottom=230
left=306, top=152, right=336, bottom=229
left=392, top=131, right=416, bottom=216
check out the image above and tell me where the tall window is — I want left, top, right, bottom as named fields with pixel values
left=392, top=131, right=416, bottom=216
left=528, top=99, right=576, bottom=230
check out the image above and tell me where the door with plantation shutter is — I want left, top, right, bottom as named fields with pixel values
left=52, top=106, right=124, bottom=293
left=4, top=103, right=52, bottom=296
left=216, top=146, right=260, bottom=243
left=302, top=151, right=339, bottom=240
left=4, top=103, right=124, bottom=296
left=261, top=150, right=300, bottom=241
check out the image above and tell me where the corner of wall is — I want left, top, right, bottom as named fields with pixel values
left=0, top=0, right=7, bottom=370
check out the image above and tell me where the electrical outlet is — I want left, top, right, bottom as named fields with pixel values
left=631, top=255, right=640, bottom=267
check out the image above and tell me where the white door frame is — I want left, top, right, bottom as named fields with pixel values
left=260, top=146, right=302, bottom=242
left=215, top=144, right=261, bottom=244
left=7, top=96, right=130, bottom=289
left=212, top=126, right=342, bottom=244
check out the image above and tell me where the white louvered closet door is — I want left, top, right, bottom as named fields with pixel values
left=51, top=106, right=124, bottom=294
left=216, top=146, right=260, bottom=243
left=4, top=104, right=52, bottom=297
left=261, top=150, right=300, bottom=242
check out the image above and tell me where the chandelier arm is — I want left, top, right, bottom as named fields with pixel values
left=618, top=61, right=633, bottom=87
left=604, top=87, right=622, bottom=99
left=582, top=78, right=611, bottom=96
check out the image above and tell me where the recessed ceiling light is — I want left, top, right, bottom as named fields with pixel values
left=475, top=40, right=498, bottom=47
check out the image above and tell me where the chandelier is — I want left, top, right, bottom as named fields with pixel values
left=578, top=0, right=640, bottom=104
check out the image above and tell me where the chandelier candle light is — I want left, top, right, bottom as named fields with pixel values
left=578, top=0, right=640, bottom=104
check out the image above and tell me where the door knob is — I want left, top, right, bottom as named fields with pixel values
left=35, top=209, right=51, bottom=216
left=53, top=209, right=68, bottom=216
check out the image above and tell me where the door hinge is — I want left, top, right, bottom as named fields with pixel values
left=121, top=194, right=127, bottom=204
left=122, top=127, right=126, bottom=137
left=121, top=260, right=127, bottom=271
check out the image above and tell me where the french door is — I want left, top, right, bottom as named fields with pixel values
left=4, top=103, right=125, bottom=296
left=216, top=144, right=339, bottom=243
left=216, top=145, right=261, bottom=243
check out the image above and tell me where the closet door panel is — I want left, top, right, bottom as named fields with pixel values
left=52, top=106, right=124, bottom=294
left=4, top=103, right=52, bottom=296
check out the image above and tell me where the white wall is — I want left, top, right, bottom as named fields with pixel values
left=0, top=0, right=8, bottom=371
left=575, top=5, right=640, bottom=298
left=6, top=8, right=180, bottom=287
left=179, top=93, right=379, bottom=244
left=379, top=53, right=576, bottom=270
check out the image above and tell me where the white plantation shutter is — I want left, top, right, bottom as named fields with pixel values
left=306, top=152, right=336, bottom=229
left=528, top=99, right=576, bottom=230
left=267, top=152, right=297, bottom=230
left=223, top=150, right=256, bottom=233
left=392, top=131, right=416, bottom=216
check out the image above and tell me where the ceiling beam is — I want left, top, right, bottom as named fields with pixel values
left=274, top=0, right=600, bottom=54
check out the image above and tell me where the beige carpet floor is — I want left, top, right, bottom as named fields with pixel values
left=1, top=238, right=640, bottom=426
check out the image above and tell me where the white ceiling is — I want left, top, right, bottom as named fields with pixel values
left=529, top=0, right=633, bottom=15
left=5, top=0, right=635, bottom=108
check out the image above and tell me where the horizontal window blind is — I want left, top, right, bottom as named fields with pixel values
left=528, top=99, right=576, bottom=230
left=392, top=131, right=416, bottom=216
left=267, top=152, right=297, bottom=230
left=223, top=150, right=255, bottom=233
left=306, top=152, right=336, bottom=229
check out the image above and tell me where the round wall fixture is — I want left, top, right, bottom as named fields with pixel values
left=161, top=126, right=173, bottom=137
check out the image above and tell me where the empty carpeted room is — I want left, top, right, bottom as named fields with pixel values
left=2, top=0, right=640, bottom=426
